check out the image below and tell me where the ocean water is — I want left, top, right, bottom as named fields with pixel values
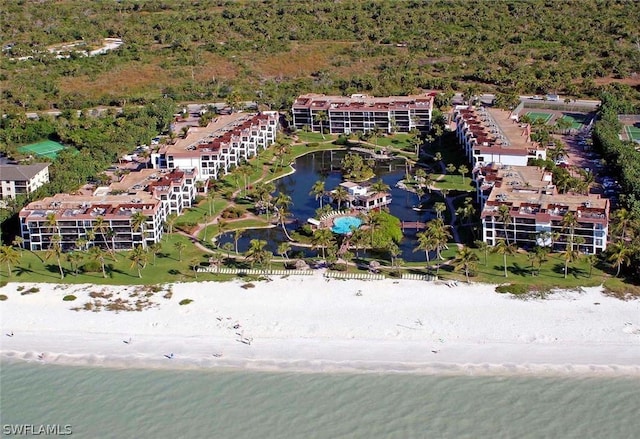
left=2, top=362, right=640, bottom=439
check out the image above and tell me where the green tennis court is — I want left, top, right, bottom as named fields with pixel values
left=525, top=111, right=553, bottom=124
left=560, top=114, right=588, bottom=129
left=625, top=125, right=640, bottom=142
left=18, top=140, right=65, bottom=159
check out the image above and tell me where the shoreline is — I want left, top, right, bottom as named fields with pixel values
left=1, top=277, right=639, bottom=377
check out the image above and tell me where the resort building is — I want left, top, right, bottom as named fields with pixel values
left=0, top=163, right=50, bottom=199
left=291, top=93, right=434, bottom=135
left=331, top=181, right=392, bottom=211
left=478, top=164, right=609, bottom=254
left=153, top=112, right=278, bottom=181
left=453, top=105, right=547, bottom=167
left=19, top=168, right=197, bottom=251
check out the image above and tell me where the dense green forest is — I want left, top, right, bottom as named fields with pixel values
left=1, top=0, right=640, bottom=112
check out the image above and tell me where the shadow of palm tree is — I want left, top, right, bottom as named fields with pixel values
left=508, top=263, right=532, bottom=277
left=14, top=266, right=35, bottom=277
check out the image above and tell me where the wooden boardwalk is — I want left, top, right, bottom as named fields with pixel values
left=401, top=221, right=426, bottom=231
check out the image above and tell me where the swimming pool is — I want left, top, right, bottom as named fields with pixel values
left=331, top=216, right=362, bottom=234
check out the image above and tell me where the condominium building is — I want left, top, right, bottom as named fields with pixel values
left=19, top=168, right=197, bottom=251
left=0, top=163, right=50, bottom=199
left=153, top=112, right=278, bottom=181
left=478, top=164, right=609, bottom=254
left=292, top=93, right=434, bottom=135
left=453, top=105, right=547, bottom=167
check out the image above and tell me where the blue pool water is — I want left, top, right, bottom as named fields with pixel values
left=332, top=216, right=362, bottom=234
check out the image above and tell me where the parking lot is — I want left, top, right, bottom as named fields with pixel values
left=559, top=131, right=621, bottom=207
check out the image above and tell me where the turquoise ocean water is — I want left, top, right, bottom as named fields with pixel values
left=2, top=361, right=640, bottom=439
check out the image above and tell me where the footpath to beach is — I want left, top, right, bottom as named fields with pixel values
left=1, top=276, right=639, bottom=377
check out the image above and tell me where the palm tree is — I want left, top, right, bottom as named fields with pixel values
left=255, top=181, right=275, bottom=219
left=427, top=218, right=452, bottom=263
left=245, top=239, right=267, bottom=268
left=491, top=239, right=516, bottom=278
left=11, top=236, right=24, bottom=252
left=458, top=164, right=469, bottom=186
left=606, top=242, right=632, bottom=277
left=75, top=237, right=88, bottom=252
left=310, top=180, right=326, bottom=208
left=332, top=186, right=350, bottom=210
left=149, top=242, right=162, bottom=266
left=386, top=242, right=401, bottom=270
left=415, top=231, right=436, bottom=269
left=221, top=242, right=234, bottom=261
left=274, top=192, right=294, bottom=241
left=561, top=238, right=581, bottom=279
left=165, top=213, right=178, bottom=235
left=533, top=245, right=550, bottom=276
left=129, top=245, right=148, bottom=278
left=0, top=245, right=20, bottom=277
left=434, top=202, right=446, bottom=220
left=351, top=228, right=368, bottom=257
left=446, top=163, right=456, bottom=175
left=365, top=211, right=383, bottom=247
left=453, top=246, right=479, bottom=283
left=277, top=241, right=291, bottom=260
left=174, top=241, right=187, bottom=262
left=313, top=110, right=328, bottom=139
left=232, top=229, right=244, bottom=254
left=370, top=179, right=390, bottom=194
left=611, top=208, right=636, bottom=242
left=45, top=234, right=64, bottom=279
left=89, top=246, right=108, bottom=278
left=131, top=211, right=147, bottom=249
left=311, top=228, right=335, bottom=259
left=584, top=254, right=597, bottom=278
left=497, top=204, right=512, bottom=245
left=207, top=190, right=216, bottom=216
left=93, top=216, right=110, bottom=252
left=189, top=258, right=201, bottom=279
left=474, top=240, right=489, bottom=266
left=66, top=251, right=83, bottom=276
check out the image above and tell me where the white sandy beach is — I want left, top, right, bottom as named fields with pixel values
left=1, top=275, right=639, bottom=376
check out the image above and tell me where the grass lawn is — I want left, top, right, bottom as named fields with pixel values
left=424, top=133, right=469, bottom=168
left=376, top=133, right=413, bottom=149
left=433, top=174, right=475, bottom=192
left=176, top=199, right=229, bottom=226
left=431, top=244, right=611, bottom=290
left=0, top=235, right=213, bottom=285
left=199, top=218, right=273, bottom=244
left=296, top=132, right=336, bottom=143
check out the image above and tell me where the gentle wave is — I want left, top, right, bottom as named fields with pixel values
left=4, top=350, right=640, bottom=378
left=2, top=361, right=640, bottom=439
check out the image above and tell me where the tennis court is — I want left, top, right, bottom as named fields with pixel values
left=625, top=125, right=640, bottom=142
left=18, top=140, right=65, bottom=159
left=559, top=114, right=588, bottom=130
left=525, top=111, right=553, bottom=124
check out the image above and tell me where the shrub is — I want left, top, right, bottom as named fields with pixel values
left=307, top=142, right=319, bottom=147
left=81, top=261, right=103, bottom=273
left=221, top=206, right=245, bottom=219
left=334, top=135, right=348, bottom=145
left=17, top=286, right=24, bottom=291
left=0, top=281, right=6, bottom=289
left=194, top=195, right=205, bottom=204
left=241, top=282, right=255, bottom=289
left=0, top=294, right=7, bottom=301
left=179, top=298, right=193, bottom=305
left=63, top=295, right=77, bottom=301
left=20, top=287, right=40, bottom=295
left=495, top=284, right=529, bottom=295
